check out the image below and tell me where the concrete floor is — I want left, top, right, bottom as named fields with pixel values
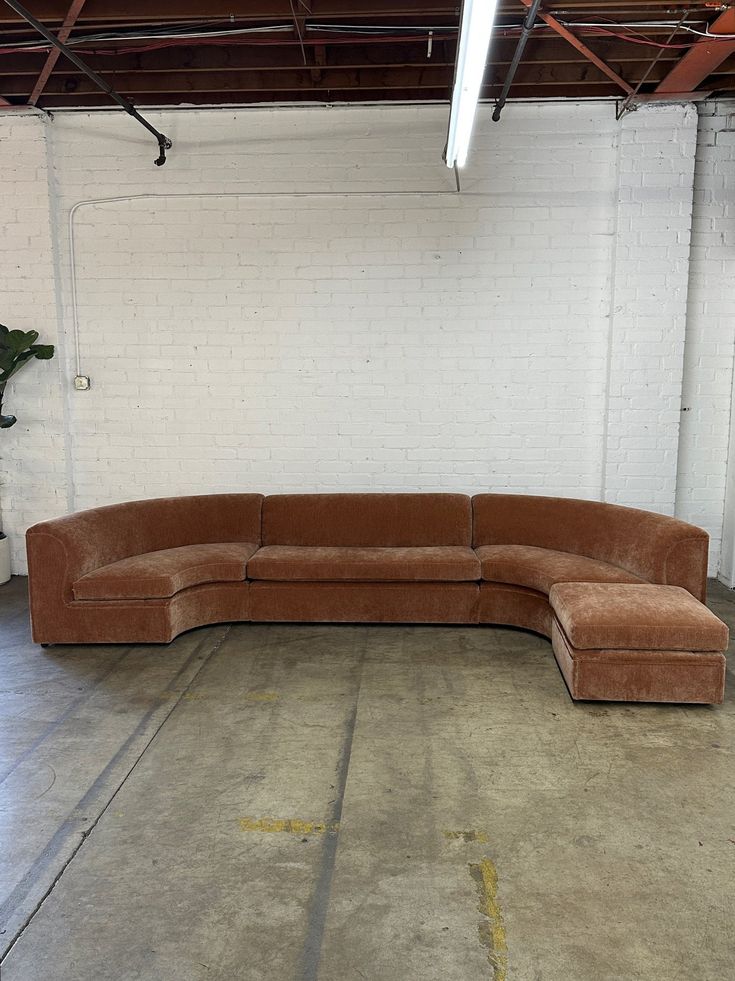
left=0, top=577, right=733, bottom=981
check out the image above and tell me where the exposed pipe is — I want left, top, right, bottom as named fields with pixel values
left=492, top=0, right=542, bottom=121
left=2, top=0, right=172, bottom=165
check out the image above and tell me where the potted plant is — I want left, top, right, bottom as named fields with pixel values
left=1, top=324, right=55, bottom=584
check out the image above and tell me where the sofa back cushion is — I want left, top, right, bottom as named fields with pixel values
left=27, top=494, right=263, bottom=586
left=262, top=493, right=472, bottom=547
left=472, top=494, right=708, bottom=600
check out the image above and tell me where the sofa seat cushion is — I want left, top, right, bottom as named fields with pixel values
left=247, top=545, right=480, bottom=582
left=475, top=544, right=644, bottom=594
left=73, top=542, right=258, bottom=600
left=550, top=582, right=729, bottom=652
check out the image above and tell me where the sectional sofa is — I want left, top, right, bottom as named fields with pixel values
left=26, top=493, right=729, bottom=703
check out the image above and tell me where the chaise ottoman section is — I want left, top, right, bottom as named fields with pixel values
left=549, top=583, right=728, bottom=704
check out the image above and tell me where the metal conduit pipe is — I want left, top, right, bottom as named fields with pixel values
left=2, top=0, right=172, bottom=165
left=492, top=0, right=543, bottom=122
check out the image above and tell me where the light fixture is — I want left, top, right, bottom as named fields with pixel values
left=444, top=0, right=498, bottom=169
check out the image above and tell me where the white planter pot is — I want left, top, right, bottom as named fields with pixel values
left=0, top=535, right=10, bottom=585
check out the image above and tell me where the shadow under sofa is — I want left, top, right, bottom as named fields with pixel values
left=25, top=492, right=728, bottom=704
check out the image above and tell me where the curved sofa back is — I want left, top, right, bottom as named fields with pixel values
left=263, top=493, right=472, bottom=547
left=27, top=494, right=263, bottom=590
left=472, top=494, right=708, bottom=600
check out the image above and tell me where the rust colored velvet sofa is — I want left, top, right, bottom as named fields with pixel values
left=26, top=492, right=728, bottom=703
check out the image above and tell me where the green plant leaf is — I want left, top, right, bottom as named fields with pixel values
left=0, top=413, right=17, bottom=429
left=0, top=326, right=55, bottom=402
left=4, top=330, right=37, bottom=352
left=31, top=344, right=55, bottom=360
left=0, top=353, right=16, bottom=375
left=1, top=350, right=37, bottom=381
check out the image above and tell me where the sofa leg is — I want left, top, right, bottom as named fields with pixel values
left=41, top=643, right=51, bottom=648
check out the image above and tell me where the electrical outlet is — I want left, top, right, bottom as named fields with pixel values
left=74, top=375, right=91, bottom=391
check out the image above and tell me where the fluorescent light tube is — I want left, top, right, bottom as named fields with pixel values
left=445, top=0, right=498, bottom=169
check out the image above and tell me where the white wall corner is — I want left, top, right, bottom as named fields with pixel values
left=602, top=104, right=698, bottom=515
left=719, top=375, right=735, bottom=588
left=675, top=101, right=735, bottom=580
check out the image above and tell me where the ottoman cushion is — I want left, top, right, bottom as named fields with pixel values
left=550, top=582, right=729, bottom=652
left=550, top=620, right=726, bottom=704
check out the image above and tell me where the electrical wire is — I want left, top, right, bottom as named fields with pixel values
left=0, top=16, right=733, bottom=58
left=288, top=0, right=309, bottom=65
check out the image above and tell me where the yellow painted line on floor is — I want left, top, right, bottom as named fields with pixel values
left=181, top=692, right=207, bottom=701
left=244, top=691, right=279, bottom=702
left=238, top=817, right=340, bottom=835
left=443, top=829, right=490, bottom=844
left=469, top=858, right=508, bottom=981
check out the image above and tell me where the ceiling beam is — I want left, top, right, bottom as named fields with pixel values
left=33, top=81, right=633, bottom=107
left=0, top=38, right=688, bottom=78
left=655, top=8, right=735, bottom=93
left=28, top=0, right=87, bottom=105
left=518, top=0, right=633, bottom=94
left=8, top=62, right=684, bottom=99
left=631, top=90, right=711, bottom=103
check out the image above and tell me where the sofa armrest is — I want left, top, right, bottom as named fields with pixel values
left=26, top=528, right=79, bottom=643
left=663, top=535, right=709, bottom=603
left=472, top=494, right=710, bottom=601
left=25, top=493, right=264, bottom=643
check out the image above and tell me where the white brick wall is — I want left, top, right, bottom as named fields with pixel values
left=675, top=103, right=735, bottom=579
left=0, top=101, right=727, bottom=577
left=0, top=114, right=68, bottom=572
left=603, top=106, right=697, bottom=514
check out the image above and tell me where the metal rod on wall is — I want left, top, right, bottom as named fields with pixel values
left=2, top=0, right=172, bottom=165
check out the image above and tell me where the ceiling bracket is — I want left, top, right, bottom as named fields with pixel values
left=154, top=133, right=173, bottom=166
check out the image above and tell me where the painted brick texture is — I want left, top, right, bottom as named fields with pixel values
left=0, top=102, right=729, bottom=579
left=603, top=107, right=697, bottom=515
left=0, top=114, right=68, bottom=573
left=675, top=103, right=735, bottom=579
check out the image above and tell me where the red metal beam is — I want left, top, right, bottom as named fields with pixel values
left=28, top=0, right=87, bottom=106
left=519, top=0, right=633, bottom=94
left=656, top=8, right=735, bottom=93
left=631, top=90, right=711, bottom=103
